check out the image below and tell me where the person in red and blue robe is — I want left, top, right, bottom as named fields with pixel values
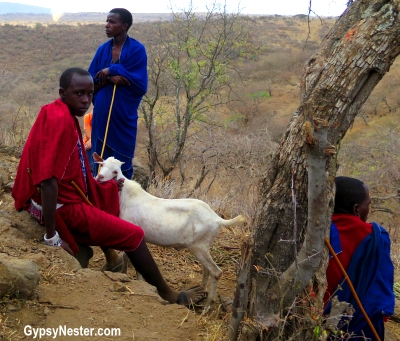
left=325, top=176, right=394, bottom=340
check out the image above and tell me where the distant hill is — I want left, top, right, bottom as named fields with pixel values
left=0, top=2, right=51, bottom=14
left=0, top=11, right=173, bottom=23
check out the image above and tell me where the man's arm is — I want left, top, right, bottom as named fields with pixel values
left=41, top=177, right=74, bottom=255
left=93, top=76, right=130, bottom=94
left=41, top=177, right=58, bottom=239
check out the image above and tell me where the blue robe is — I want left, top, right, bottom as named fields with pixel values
left=88, top=36, right=148, bottom=168
left=326, top=222, right=394, bottom=340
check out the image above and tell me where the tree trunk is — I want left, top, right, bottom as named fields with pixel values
left=233, top=1, right=400, bottom=339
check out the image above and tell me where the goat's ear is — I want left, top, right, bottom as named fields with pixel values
left=93, top=152, right=104, bottom=163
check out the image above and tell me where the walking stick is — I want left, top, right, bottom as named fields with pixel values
left=324, top=237, right=381, bottom=341
left=98, top=84, right=117, bottom=173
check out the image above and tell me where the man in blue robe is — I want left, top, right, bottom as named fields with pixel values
left=88, top=8, right=148, bottom=179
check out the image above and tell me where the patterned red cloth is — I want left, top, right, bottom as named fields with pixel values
left=58, top=203, right=143, bottom=251
left=12, top=99, right=144, bottom=251
left=324, top=214, right=373, bottom=304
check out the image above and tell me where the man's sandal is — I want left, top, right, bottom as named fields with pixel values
left=101, top=252, right=129, bottom=273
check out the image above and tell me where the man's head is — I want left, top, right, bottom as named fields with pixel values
left=106, top=8, right=132, bottom=37
left=334, top=176, right=371, bottom=222
left=59, top=68, right=93, bottom=117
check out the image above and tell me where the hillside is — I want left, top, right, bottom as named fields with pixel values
left=0, top=2, right=50, bottom=14
left=0, top=11, right=173, bottom=23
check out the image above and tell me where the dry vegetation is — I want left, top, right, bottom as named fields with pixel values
left=1, top=12, right=400, bottom=340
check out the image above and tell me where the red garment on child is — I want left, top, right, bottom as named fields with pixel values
left=12, top=99, right=144, bottom=252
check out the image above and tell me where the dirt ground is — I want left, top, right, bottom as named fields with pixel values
left=1, top=147, right=400, bottom=341
left=0, top=148, right=242, bottom=340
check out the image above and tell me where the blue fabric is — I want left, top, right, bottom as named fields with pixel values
left=327, top=223, right=394, bottom=340
left=329, top=222, right=342, bottom=259
left=98, top=144, right=133, bottom=180
left=88, top=36, right=147, bottom=170
left=86, top=148, right=95, bottom=175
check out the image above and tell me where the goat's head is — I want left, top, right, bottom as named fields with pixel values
left=93, top=152, right=125, bottom=182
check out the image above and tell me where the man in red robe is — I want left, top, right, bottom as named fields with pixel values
left=12, top=67, right=205, bottom=306
left=325, top=176, right=394, bottom=340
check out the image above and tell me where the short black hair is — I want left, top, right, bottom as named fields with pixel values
left=110, top=8, right=133, bottom=31
left=59, top=68, right=91, bottom=89
left=334, top=176, right=367, bottom=214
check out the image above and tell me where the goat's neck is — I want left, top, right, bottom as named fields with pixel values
left=120, top=177, right=151, bottom=198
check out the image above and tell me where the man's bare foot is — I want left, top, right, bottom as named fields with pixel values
left=164, top=286, right=206, bottom=306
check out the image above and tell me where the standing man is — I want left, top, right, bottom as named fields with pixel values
left=88, top=8, right=147, bottom=179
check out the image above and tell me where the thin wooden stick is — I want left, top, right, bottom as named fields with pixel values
left=39, top=304, right=77, bottom=310
left=71, top=180, right=93, bottom=206
left=98, top=84, right=117, bottom=173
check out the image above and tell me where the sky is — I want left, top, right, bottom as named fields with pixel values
left=3, top=0, right=348, bottom=16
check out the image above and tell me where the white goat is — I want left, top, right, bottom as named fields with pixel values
left=95, top=154, right=247, bottom=305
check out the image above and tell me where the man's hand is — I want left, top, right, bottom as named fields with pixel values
left=84, top=139, right=92, bottom=150
left=61, top=240, right=75, bottom=256
left=109, top=75, right=130, bottom=86
left=116, top=178, right=125, bottom=191
left=95, top=67, right=110, bottom=84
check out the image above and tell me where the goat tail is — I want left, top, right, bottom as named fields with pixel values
left=220, top=214, right=248, bottom=227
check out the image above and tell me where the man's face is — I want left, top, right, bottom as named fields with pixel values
left=105, top=13, right=127, bottom=38
left=355, top=185, right=371, bottom=222
left=59, top=74, right=93, bottom=117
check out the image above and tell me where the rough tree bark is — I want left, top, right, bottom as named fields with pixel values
left=231, top=1, right=400, bottom=339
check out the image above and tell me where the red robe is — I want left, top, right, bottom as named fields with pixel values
left=324, top=214, right=373, bottom=304
left=12, top=99, right=143, bottom=251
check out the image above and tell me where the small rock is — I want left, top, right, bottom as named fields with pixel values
left=103, top=271, right=131, bottom=283
left=4, top=182, right=14, bottom=193
left=7, top=304, right=20, bottom=312
left=0, top=254, right=40, bottom=299
left=43, top=307, right=50, bottom=316
left=112, top=282, right=128, bottom=292
left=24, top=254, right=51, bottom=270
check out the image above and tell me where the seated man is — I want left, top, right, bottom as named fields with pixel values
left=325, top=176, right=395, bottom=340
left=12, top=67, right=205, bottom=307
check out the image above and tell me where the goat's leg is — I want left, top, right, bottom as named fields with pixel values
left=189, top=247, right=222, bottom=306
left=201, top=267, right=210, bottom=290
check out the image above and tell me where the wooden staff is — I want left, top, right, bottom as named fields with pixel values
left=98, top=84, right=117, bottom=173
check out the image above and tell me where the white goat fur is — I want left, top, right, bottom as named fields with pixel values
left=96, top=156, right=247, bottom=305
